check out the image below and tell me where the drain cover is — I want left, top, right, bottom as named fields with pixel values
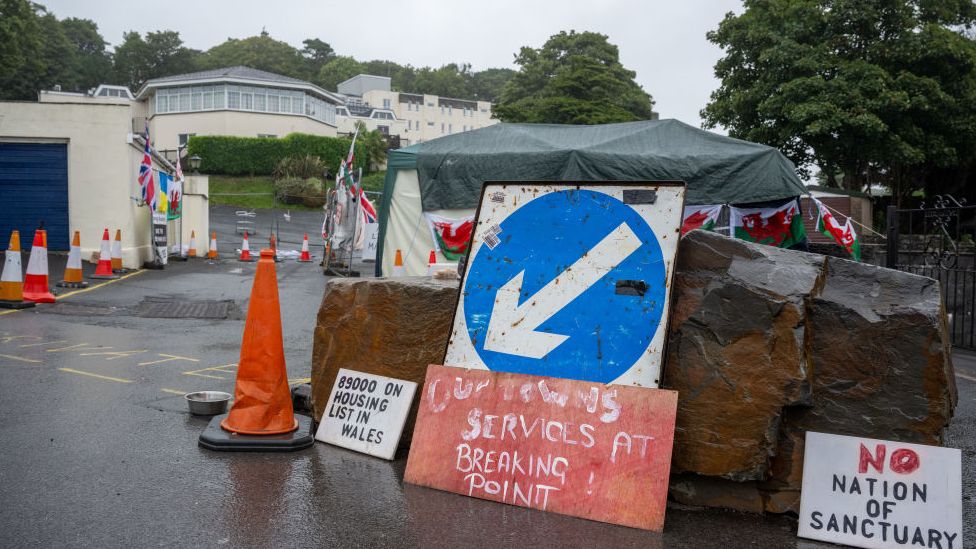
left=136, top=297, right=242, bottom=319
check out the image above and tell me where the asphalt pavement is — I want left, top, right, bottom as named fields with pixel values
left=0, top=210, right=972, bottom=548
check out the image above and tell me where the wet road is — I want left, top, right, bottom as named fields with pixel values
left=0, top=235, right=972, bottom=547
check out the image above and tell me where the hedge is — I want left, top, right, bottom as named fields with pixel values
left=186, top=133, right=367, bottom=176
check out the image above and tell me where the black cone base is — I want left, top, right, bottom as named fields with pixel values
left=56, top=281, right=89, bottom=288
left=198, top=413, right=314, bottom=452
left=0, top=300, right=35, bottom=309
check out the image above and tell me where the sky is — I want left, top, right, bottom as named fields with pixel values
left=41, top=0, right=743, bottom=129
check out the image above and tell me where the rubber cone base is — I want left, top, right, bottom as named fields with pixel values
left=198, top=413, right=314, bottom=452
left=0, top=300, right=35, bottom=310
left=57, top=281, right=89, bottom=288
left=113, top=268, right=130, bottom=274
left=89, top=273, right=119, bottom=280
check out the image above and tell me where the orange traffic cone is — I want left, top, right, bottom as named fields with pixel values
left=111, top=229, right=127, bottom=273
left=426, top=250, right=437, bottom=275
left=207, top=232, right=218, bottom=260
left=187, top=231, right=198, bottom=258
left=90, top=229, right=118, bottom=279
left=222, top=249, right=298, bottom=434
left=57, top=231, right=88, bottom=288
left=239, top=231, right=254, bottom=262
left=23, top=230, right=55, bottom=303
left=392, top=249, right=405, bottom=277
left=0, top=231, right=35, bottom=309
left=298, top=233, right=312, bottom=262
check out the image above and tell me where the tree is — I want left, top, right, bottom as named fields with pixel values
left=200, top=32, right=305, bottom=78
left=412, top=63, right=474, bottom=98
left=114, top=30, right=199, bottom=90
left=702, top=0, right=976, bottom=202
left=494, top=30, right=653, bottom=124
left=316, top=56, right=365, bottom=90
left=301, top=38, right=334, bottom=75
left=61, top=17, right=113, bottom=90
left=354, top=121, right=388, bottom=171
left=471, top=68, right=515, bottom=102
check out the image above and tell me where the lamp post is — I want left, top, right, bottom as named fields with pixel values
left=189, top=154, right=202, bottom=174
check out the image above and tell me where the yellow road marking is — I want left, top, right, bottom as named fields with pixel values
left=47, top=343, right=93, bottom=353
left=289, top=377, right=311, bottom=386
left=0, top=270, right=146, bottom=316
left=79, top=349, right=147, bottom=360
left=183, top=363, right=237, bottom=380
left=0, top=353, right=42, bottom=363
left=55, top=269, right=146, bottom=301
left=59, top=367, right=133, bottom=383
left=19, top=340, right=68, bottom=348
left=138, top=354, right=201, bottom=366
left=161, top=388, right=189, bottom=395
left=0, top=335, right=42, bottom=344
left=956, top=372, right=976, bottom=382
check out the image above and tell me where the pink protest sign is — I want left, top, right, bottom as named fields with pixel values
left=404, top=365, right=678, bottom=531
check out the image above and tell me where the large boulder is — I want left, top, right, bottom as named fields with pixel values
left=310, top=276, right=460, bottom=447
left=666, top=230, right=957, bottom=513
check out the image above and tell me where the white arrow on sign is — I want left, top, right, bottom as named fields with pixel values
left=483, top=222, right=643, bottom=359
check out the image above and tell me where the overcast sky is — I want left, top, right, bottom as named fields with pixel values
left=41, top=0, right=743, bottom=129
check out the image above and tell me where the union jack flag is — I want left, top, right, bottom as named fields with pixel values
left=138, top=124, right=156, bottom=210
left=361, top=190, right=377, bottom=223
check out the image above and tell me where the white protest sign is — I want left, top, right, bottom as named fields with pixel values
left=315, top=368, right=417, bottom=460
left=361, top=223, right=379, bottom=261
left=799, top=431, right=963, bottom=549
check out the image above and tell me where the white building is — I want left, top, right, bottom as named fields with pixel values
left=336, top=74, right=497, bottom=144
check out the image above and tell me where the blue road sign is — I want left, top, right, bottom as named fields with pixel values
left=460, top=188, right=668, bottom=384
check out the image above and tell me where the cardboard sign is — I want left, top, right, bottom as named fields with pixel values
left=315, top=368, right=418, bottom=460
left=799, top=431, right=963, bottom=549
left=404, top=364, right=678, bottom=531
left=444, top=182, right=685, bottom=388
left=361, top=223, right=379, bottom=261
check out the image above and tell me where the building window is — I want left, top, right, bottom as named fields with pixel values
left=377, top=125, right=389, bottom=135
left=427, top=102, right=434, bottom=107
left=257, top=133, right=277, bottom=138
left=227, top=90, right=240, bottom=109
left=449, top=124, right=453, bottom=133
left=441, top=123, right=445, bottom=133
left=383, top=98, right=391, bottom=109
left=448, top=106, right=452, bottom=116
left=440, top=106, right=445, bottom=114
left=178, top=133, right=196, bottom=147
left=427, top=121, right=434, bottom=126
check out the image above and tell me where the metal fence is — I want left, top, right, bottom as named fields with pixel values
left=887, top=195, right=976, bottom=348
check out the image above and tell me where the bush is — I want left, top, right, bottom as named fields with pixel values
left=187, top=133, right=367, bottom=176
left=275, top=177, right=325, bottom=207
left=273, top=154, right=328, bottom=181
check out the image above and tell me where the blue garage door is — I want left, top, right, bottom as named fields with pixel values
left=0, top=143, right=69, bottom=250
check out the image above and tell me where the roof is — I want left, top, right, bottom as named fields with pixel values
left=388, top=119, right=808, bottom=210
left=135, top=66, right=343, bottom=104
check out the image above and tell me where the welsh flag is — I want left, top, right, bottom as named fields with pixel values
left=730, top=199, right=806, bottom=248
left=424, top=213, right=474, bottom=261
left=681, top=205, right=723, bottom=236
left=813, top=198, right=861, bottom=261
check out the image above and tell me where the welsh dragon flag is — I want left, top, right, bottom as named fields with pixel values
left=681, top=205, right=723, bottom=236
left=424, top=213, right=474, bottom=261
left=730, top=199, right=806, bottom=248
left=812, top=198, right=861, bottom=261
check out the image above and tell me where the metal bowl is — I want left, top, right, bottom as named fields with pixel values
left=185, top=391, right=232, bottom=416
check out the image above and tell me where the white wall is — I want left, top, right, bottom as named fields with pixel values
left=149, top=110, right=338, bottom=151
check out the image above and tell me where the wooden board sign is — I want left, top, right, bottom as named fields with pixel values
left=798, top=431, right=963, bottom=549
left=404, top=364, right=678, bottom=531
left=314, top=368, right=418, bottom=460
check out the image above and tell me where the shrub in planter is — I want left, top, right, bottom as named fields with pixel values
left=275, top=177, right=325, bottom=207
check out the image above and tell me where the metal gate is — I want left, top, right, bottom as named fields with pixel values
left=886, top=195, right=976, bottom=348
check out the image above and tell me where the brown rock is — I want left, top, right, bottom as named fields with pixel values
left=311, top=276, right=460, bottom=447
left=669, top=474, right=765, bottom=513
left=665, top=230, right=825, bottom=481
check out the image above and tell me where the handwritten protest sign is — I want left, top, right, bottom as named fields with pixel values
left=799, top=431, right=963, bottom=549
left=315, top=369, right=417, bottom=460
left=404, top=364, right=678, bottom=531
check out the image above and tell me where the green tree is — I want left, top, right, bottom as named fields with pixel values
left=200, top=31, right=305, bottom=78
left=0, top=0, right=85, bottom=99
left=354, top=121, right=388, bottom=171
left=316, top=56, right=365, bottom=90
left=702, top=0, right=976, bottom=201
left=412, top=63, right=474, bottom=98
left=61, top=17, right=113, bottom=90
left=494, top=30, right=653, bottom=124
left=471, top=68, right=515, bottom=102
left=114, top=30, right=199, bottom=90
left=301, top=38, right=334, bottom=76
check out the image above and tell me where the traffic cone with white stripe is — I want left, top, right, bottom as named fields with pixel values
left=57, top=231, right=88, bottom=288
left=426, top=250, right=437, bottom=276
left=90, top=229, right=118, bottom=279
left=298, top=233, right=312, bottom=262
left=392, top=249, right=405, bottom=277
left=239, top=231, right=254, bottom=262
left=0, top=231, right=35, bottom=309
left=111, top=229, right=127, bottom=273
left=23, top=229, right=56, bottom=303
left=187, top=231, right=197, bottom=258
left=208, top=232, right=218, bottom=260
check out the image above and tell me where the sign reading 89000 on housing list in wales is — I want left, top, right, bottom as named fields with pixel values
left=445, top=182, right=686, bottom=388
